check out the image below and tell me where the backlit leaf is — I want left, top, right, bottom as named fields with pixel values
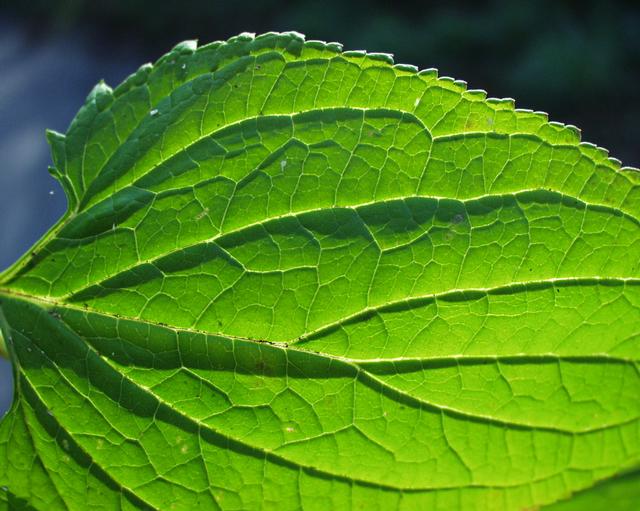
left=1, top=32, right=639, bottom=510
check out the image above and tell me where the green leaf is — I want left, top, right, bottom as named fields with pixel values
left=1, top=32, right=639, bottom=510
left=541, top=469, right=640, bottom=511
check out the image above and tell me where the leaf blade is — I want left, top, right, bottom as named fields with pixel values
left=1, top=32, right=639, bottom=510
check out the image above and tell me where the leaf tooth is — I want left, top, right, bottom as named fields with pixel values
left=50, top=173, right=79, bottom=208
left=393, top=63, right=418, bottom=73
left=541, top=120, right=582, bottom=144
left=513, top=108, right=550, bottom=132
left=342, top=50, right=367, bottom=58
left=436, top=76, right=462, bottom=92
left=47, top=165, right=62, bottom=183
left=281, top=30, right=306, bottom=41
left=171, top=39, right=198, bottom=53
left=284, top=34, right=305, bottom=54
left=465, top=89, right=488, bottom=100
left=45, top=129, right=66, bottom=172
left=367, top=52, right=395, bottom=64
left=542, top=121, right=582, bottom=143
left=418, top=67, right=438, bottom=79
left=436, top=77, right=467, bottom=94
left=87, top=80, right=113, bottom=112
left=532, top=110, right=549, bottom=122
left=45, top=129, right=66, bottom=147
left=592, top=145, right=611, bottom=161
left=113, top=62, right=153, bottom=98
left=486, top=97, right=515, bottom=109
left=305, top=39, right=344, bottom=54
left=134, top=62, right=153, bottom=81
left=46, top=157, right=78, bottom=210
left=608, top=157, right=623, bottom=168
left=254, top=32, right=276, bottom=42
left=87, top=80, right=112, bottom=99
left=579, top=142, right=620, bottom=165
left=305, top=40, right=328, bottom=50
left=578, top=142, right=616, bottom=166
left=254, top=32, right=288, bottom=46
left=236, top=32, right=256, bottom=40
left=254, top=31, right=303, bottom=47
left=252, top=32, right=305, bottom=55
left=565, top=124, right=582, bottom=138
left=199, top=40, right=223, bottom=52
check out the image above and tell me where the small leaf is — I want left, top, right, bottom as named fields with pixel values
left=0, top=32, right=639, bottom=510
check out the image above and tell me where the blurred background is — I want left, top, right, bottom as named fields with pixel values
left=1, top=0, right=639, bottom=416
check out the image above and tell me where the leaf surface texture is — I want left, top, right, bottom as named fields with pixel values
left=0, top=32, right=639, bottom=511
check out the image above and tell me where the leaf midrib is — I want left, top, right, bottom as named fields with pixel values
left=1, top=275, right=639, bottom=350
left=1, top=283, right=639, bottom=434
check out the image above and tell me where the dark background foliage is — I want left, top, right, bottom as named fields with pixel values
left=1, top=0, right=638, bottom=414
